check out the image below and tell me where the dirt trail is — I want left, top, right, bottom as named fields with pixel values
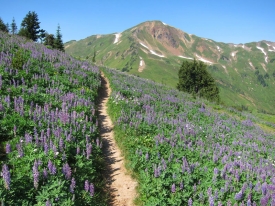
left=98, top=72, right=138, bottom=206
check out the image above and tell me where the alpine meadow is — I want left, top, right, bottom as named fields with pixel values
left=1, top=6, right=275, bottom=206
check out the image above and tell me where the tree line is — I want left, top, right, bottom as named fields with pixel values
left=0, top=11, right=64, bottom=51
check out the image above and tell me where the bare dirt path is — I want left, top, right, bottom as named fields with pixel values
left=98, top=72, right=138, bottom=206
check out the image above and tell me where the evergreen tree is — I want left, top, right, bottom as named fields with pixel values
left=44, top=33, right=55, bottom=48
left=92, top=49, right=96, bottom=63
left=18, top=11, right=42, bottom=41
left=11, top=17, right=17, bottom=34
left=54, top=24, right=64, bottom=51
left=177, top=59, right=220, bottom=102
left=6, top=23, right=10, bottom=33
left=0, top=18, right=9, bottom=32
left=38, top=29, right=46, bottom=43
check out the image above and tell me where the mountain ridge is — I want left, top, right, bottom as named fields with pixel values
left=65, top=20, right=275, bottom=114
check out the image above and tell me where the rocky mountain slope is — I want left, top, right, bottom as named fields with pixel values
left=65, top=21, right=275, bottom=113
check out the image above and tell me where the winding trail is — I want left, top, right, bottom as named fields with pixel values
left=98, top=72, right=138, bottom=206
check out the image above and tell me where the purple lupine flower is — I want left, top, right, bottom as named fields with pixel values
left=70, top=177, right=76, bottom=193
left=43, top=168, right=48, bottom=179
left=76, top=146, right=80, bottom=155
left=207, top=187, right=212, bottom=196
left=86, top=143, right=92, bottom=159
left=85, top=180, right=89, bottom=192
left=180, top=182, right=184, bottom=190
left=59, top=138, right=64, bottom=152
left=145, top=153, right=149, bottom=161
left=47, top=128, right=50, bottom=137
left=171, top=183, right=176, bottom=193
left=48, top=160, right=57, bottom=175
left=247, top=198, right=252, bottom=206
left=90, top=183, right=94, bottom=196
left=188, top=198, right=193, bottom=206
left=209, top=195, right=214, bottom=206
left=96, top=138, right=100, bottom=147
left=260, top=194, right=270, bottom=206
left=33, top=160, right=39, bottom=189
left=16, top=143, right=24, bottom=157
left=227, top=200, right=232, bottom=206
left=46, top=199, right=51, bottom=206
left=262, top=182, right=267, bottom=195
left=6, top=143, right=11, bottom=153
left=62, top=163, right=71, bottom=180
left=44, top=141, right=49, bottom=154
left=2, top=164, right=11, bottom=190
left=235, top=190, right=243, bottom=201
left=218, top=201, right=223, bottom=206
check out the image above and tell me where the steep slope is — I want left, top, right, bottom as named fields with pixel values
left=65, top=21, right=275, bottom=114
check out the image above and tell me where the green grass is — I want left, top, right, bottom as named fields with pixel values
left=65, top=20, right=275, bottom=115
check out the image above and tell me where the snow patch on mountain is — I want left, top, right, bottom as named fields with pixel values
left=140, top=42, right=149, bottom=49
left=256, top=46, right=268, bottom=63
left=178, top=55, right=193, bottom=60
left=217, top=46, right=221, bottom=52
left=150, top=50, right=165, bottom=58
left=162, top=22, right=167, bottom=25
left=256, top=46, right=267, bottom=55
left=140, top=42, right=165, bottom=58
left=113, top=33, right=121, bottom=44
left=195, top=54, right=213, bottom=64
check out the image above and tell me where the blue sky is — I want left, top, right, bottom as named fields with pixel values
left=1, top=0, right=274, bottom=44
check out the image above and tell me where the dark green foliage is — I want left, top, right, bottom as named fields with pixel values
left=11, top=48, right=31, bottom=69
left=44, top=33, right=55, bottom=48
left=254, top=70, right=268, bottom=87
left=54, top=24, right=64, bottom=51
left=18, top=11, right=42, bottom=41
left=177, top=59, right=220, bottom=102
left=0, top=18, right=9, bottom=32
left=264, top=73, right=269, bottom=79
left=273, top=72, right=275, bottom=78
left=38, top=29, right=46, bottom=43
left=5, top=23, right=10, bottom=33
left=11, top=17, right=17, bottom=34
left=92, top=50, right=96, bottom=63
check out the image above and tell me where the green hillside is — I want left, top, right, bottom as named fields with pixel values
left=65, top=21, right=275, bottom=114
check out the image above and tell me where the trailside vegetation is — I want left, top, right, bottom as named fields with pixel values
left=102, top=66, right=275, bottom=205
left=177, top=59, right=220, bottom=103
left=0, top=31, right=106, bottom=205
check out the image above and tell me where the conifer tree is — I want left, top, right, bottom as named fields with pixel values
left=177, top=59, right=220, bottom=102
left=92, top=49, right=96, bottom=63
left=11, top=17, right=17, bottom=34
left=18, top=11, right=42, bottom=41
left=54, top=24, right=64, bottom=51
left=6, top=23, right=10, bottom=33
left=44, top=33, right=55, bottom=48
left=0, top=18, right=9, bottom=32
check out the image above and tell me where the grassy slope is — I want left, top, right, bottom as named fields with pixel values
left=65, top=21, right=275, bottom=114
